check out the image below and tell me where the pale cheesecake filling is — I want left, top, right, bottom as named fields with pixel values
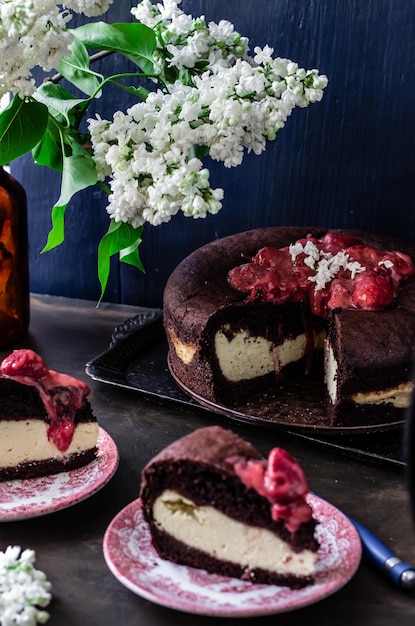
left=214, top=326, right=308, bottom=382
left=325, top=342, right=412, bottom=408
left=324, top=342, right=338, bottom=403
left=168, top=327, right=197, bottom=365
left=0, top=420, right=99, bottom=468
left=352, top=382, right=413, bottom=408
left=152, top=489, right=317, bottom=576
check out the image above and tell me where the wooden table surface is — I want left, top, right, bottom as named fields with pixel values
left=1, top=293, right=415, bottom=625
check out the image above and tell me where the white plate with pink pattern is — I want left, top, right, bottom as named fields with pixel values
left=103, top=493, right=361, bottom=617
left=0, top=428, right=118, bottom=521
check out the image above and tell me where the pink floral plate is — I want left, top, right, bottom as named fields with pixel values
left=0, top=427, right=118, bottom=522
left=103, top=494, right=361, bottom=617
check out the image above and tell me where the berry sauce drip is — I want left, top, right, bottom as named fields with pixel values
left=228, top=232, right=415, bottom=318
left=229, top=448, right=312, bottom=533
left=0, top=349, right=90, bottom=452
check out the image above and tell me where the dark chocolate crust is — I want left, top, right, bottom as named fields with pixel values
left=163, top=227, right=415, bottom=427
left=0, top=378, right=96, bottom=423
left=140, top=426, right=319, bottom=588
left=0, top=448, right=97, bottom=481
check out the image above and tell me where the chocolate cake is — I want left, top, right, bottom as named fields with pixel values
left=163, top=227, right=415, bottom=428
left=140, top=426, right=319, bottom=588
left=0, top=349, right=99, bottom=480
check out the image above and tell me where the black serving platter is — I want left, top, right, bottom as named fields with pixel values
left=85, top=310, right=405, bottom=469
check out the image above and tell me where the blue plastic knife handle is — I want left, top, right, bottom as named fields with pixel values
left=350, top=517, right=415, bottom=590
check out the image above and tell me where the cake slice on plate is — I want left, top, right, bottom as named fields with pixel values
left=0, top=349, right=99, bottom=481
left=140, top=426, right=320, bottom=588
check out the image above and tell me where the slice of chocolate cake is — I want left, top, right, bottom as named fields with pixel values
left=140, top=426, right=320, bottom=588
left=325, top=308, right=415, bottom=427
left=0, top=349, right=99, bottom=481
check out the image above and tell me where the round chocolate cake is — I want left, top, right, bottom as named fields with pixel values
left=163, top=227, right=415, bottom=429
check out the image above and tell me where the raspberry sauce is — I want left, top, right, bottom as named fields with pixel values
left=0, top=349, right=90, bottom=452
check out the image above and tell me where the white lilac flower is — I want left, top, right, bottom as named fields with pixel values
left=208, top=19, right=237, bottom=45
left=86, top=1, right=328, bottom=229
left=378, top=259, right=394, bottom=269
left=155, top=0, right=182, bottom=23
left=0, top=546, right=52, bottom=625
left=253, top=45, right=274, bottom=65
left=0, top=0, right=111, bottom=98
left=63, top=0, right=114, bottom=18
left=132, top=0, right=249, bottom=80
left=347, top=260, right=365, bottom=279
left=289, top=242, right=304, bottom=262
left=130, top=0, right=159, bottom=27
left=88, top=26, right=327, bottom=225
left=308, top=258, right=338, bottom=290
left=166, top=42, right=199, bottom=69
left=303, top=240, right=320, bottom=259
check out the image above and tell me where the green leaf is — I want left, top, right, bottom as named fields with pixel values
left=97, top=220, right=144, bottom=302
left=109, top=81, right=150, bottom=101
left=55, top=153, right=97, bottom=208
left=32, top=118, right=63, bottom=171
left=72, top=22, right=157, bottom=74
left=42, top=204, right=67, bottom=251
left=42, top=153, right=98, bottom=251
left=57, top=36, right=101, bottom=96
left=0, top=96, right=48, bottom=165
left=34, top=83, right=90, bottom=125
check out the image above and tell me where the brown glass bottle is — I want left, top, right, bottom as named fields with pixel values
left=0, top=167, right=29, bottom=347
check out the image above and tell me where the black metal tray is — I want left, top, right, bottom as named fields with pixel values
left=85, top=310, right=405, bottom=469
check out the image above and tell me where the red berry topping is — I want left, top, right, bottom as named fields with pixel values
left=1, top=349, right=90, bottom=453
left=325, top=279, right=354, bottom=312
left=0, top=349, right=49, bottom=379
left=351, top=270, right=394, bottom=309
left=47, top=415, right=76, bottom=452
left=320, top=232, right=363, bottom=253
left=264, top=448, right=309, bottom=501
left=227, top=233, right=415, bottom=317
left=255, top=246, right=290, bottom=268
left=230, top=447, right=312, bottom=533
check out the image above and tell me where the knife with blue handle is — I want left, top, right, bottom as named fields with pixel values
left=349, top=516, right=415, bottom=590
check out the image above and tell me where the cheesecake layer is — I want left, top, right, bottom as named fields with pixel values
left=153, top=489, right=317, bottom=576
left=352, top=382, right=413, bottom=408
left=0, top=419, right=98, bottom=468
left=168, top=327, right=197, bottom=365
left=325, top=342, right=338, bottom=403
left=214, top=327, right=307, bottom=382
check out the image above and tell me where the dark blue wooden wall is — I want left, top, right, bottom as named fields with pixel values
left=11, top=0, right=415, bottom=307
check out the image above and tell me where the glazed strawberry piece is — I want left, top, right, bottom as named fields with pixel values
left=326, top=279, right=355, bottom=311
left=0, top=349, right=49, bottom=379
left=254, top=246, right=291, bottom=268
left=228, top=456, right=267, bottom=495
left=264, top=448, right=309, bottom=501
left=320, top=232, right=363, bottom=253
left=347, top=244, right=385, bottom=267
left=381, top=251, right=415, bottom=282
left=231, top=447, right=313, bottom=533
left=351, top=269, right=394, bottom=309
